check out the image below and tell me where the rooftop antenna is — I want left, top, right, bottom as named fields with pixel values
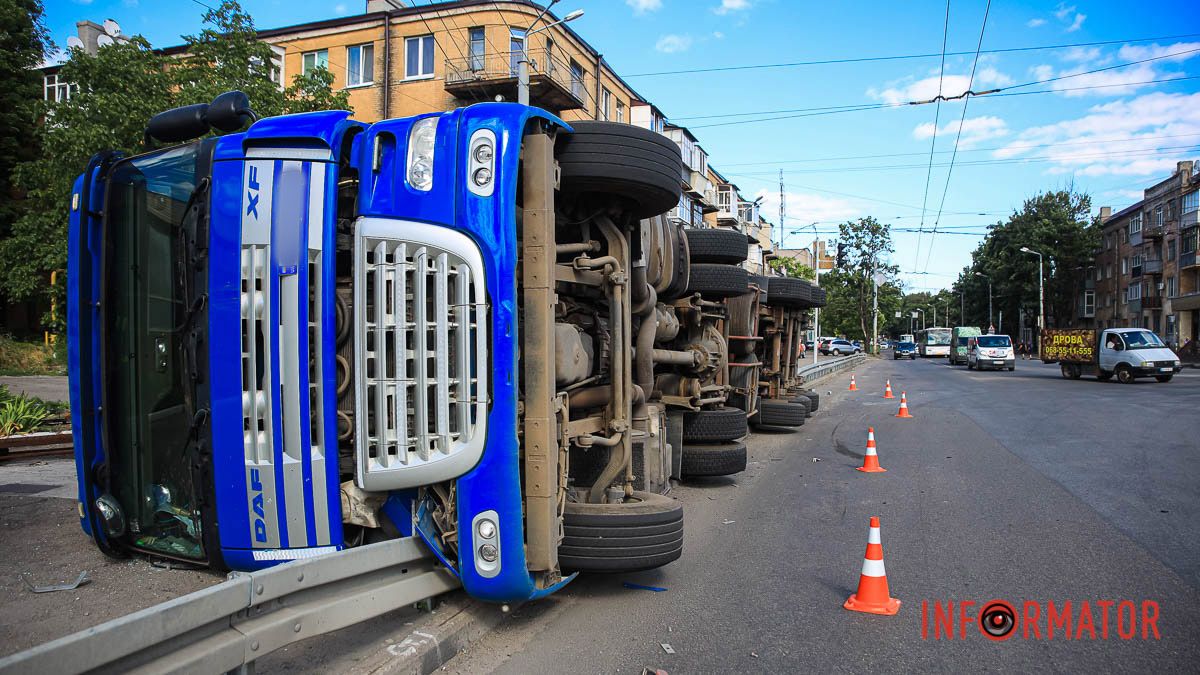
left=102, top=19, right=121, bottom=37
left=66, top=36, right=84, bottom=50
left=778, top=169, right=785, bottom=250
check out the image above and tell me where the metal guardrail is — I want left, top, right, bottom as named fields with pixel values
left=795, top=353, right=868, bottom=385
left=0, top=537, right=459, bottom=675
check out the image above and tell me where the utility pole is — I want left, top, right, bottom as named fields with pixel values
left=811, top=221, right=820, bottom=366
left=778, top=169, right=785, bottom=250
left=517, top=3, right=583, bottom=105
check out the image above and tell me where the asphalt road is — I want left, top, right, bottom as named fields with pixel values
left=441, top=355, right=1200, bottom=673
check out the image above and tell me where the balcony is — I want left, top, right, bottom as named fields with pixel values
left=714, top=187, right=738, bottom=224
left=1142, top=295, right=1163, bottom=310
left=700, top=188, right=718, bottom=214
left=1143, top=223, right=1165, bottom=239
left=1127, top=298, right=1141, bottom=314
left=738, top=201, right=759, bottom=226
left=1183, top=250, right=1198, bottom=269
left=444, top=49, right=584, bottom=112
left=1142, top=258, right=1163, bottom=275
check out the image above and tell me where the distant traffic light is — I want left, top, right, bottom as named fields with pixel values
left=836, top=242, right=846, bottom=267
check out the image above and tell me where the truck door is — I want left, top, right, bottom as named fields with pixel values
left=1099, top=331, right=1123, bottom=370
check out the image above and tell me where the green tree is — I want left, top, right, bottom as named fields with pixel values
left=1, top=0, right=352, bottom=315
left=0, top=0, right=52, bottom=243
left=953, top=189, right=1098, bottom=339
left=768, top=256, right=815, bottom=280
left=821, top=217, right=900, bottom=348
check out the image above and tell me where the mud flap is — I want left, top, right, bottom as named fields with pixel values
left=414, top=494, right=460, bottom=579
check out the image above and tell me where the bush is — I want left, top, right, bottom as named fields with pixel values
left=0, top=384, right=51, bottom=435
left=0, top=334, right=64, bottom=375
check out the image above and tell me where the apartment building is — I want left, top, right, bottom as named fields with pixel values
left=42, top=1, right=645, bottom=124
left=1094, top=160, right=1199, bottom=349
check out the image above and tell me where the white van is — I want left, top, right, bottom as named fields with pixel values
left=967, top=334, right=1015, bottom=371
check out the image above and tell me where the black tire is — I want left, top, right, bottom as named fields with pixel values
left=1116, top=364, right=1135, bottom=384
left=680, top=441, right=747, bottom=476
left=681, top=406, right=747, bottom=442
left=1007, top=367, right=1015, bottom=372
left=1156, top=374, right=1173, bottom=383
left=557, top=122, right=682, bottom=220
left=832, top=348, right=842, bottom=356
left=756, top=399, right=806, bottom=427
left=797, top=389, right=819, bottom=411
left=1097, top=370, right=1113, bottom=382
left=560, top=491, right=683, bottom=572
left=787, top=396, right=811, bottom=417
left=660, top=222, right=691, bottom=301
left=685, top=228, right=748, bottom=264
left=764, top=277, right=812, bottom=308
left=750, top=275, right=769, bottom=303
left=685, top=264, right=749, bottom=298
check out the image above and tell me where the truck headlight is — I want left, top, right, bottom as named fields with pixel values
left=471, top=510, right=500, bottom=577
left=406, top=116, right=438, bottom=191
left=467, top=129, right=496, bottom=197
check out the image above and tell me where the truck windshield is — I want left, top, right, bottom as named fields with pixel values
left=977, top=336, right=1010, bottom=348
left=105, top=144, right=205, bottom=560
left=1123, top=331, right=1165, bottom=349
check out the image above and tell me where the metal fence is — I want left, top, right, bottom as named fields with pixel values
left=0, top=537, right=458, bottom=675
left=796, top=353, right=867, bottom=386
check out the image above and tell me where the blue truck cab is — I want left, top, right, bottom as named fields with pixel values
left=68, top=93, right=688, bottom=603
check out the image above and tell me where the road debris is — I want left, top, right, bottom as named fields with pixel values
left=22, top=570, right=90, bottom=594
left=660, top=643, right=675, bottom=655
left=623, top=582, right=668, bottom=592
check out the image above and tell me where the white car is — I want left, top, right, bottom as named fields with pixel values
left=967, top=335, right=1015, bottom=371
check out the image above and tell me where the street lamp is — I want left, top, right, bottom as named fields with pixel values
left=912, top=308, right=925, bottom=332
left=517, top=3, right=585, bottom=106
left=1020, top=246, right=1045, bottom=355
left=974, top=271, right=992, bottom=331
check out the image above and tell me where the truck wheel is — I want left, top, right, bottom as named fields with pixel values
left=685, top=264, right=749, bottom=298
left=681, top=406, right=747, bottom=442
left=561, top=491, right=683, bottom=572
left=556, top=122, right=682, bottom=220
left=763, top=277, right=811, bottom=308
left=755, top=399, right=807, bottom=428
left=787, top=396, right=811, bottom=417
left=684, top=228, right=748, bottom=264
left=660, top=223, right=691, bottom=301
left=796, top=389, right=819, bottom=411
left=1116, top=364, right=1136, bottom=384
left=1097, top=370, right=1113, bottom=382
left=680, top=442, right=747, bottom=477
left=1156, top=374, right=1173, bottom=383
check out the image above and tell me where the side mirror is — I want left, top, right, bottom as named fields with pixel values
left=207, top=90, right=255, bottom=133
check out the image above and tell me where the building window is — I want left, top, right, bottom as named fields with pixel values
left=508, top=29, right=524, bottom=75
left=1155, top=205, right=1164, bottom=227
left=1083, top=290, right=1095, bottom=316
left=1184, top=190, right=1199, bottom=215
left=544, top=36, right=557, bottom=75
left=616, top=101, right=625, bottom=123
left=302, top=50, right=329, bottom=74
left=601, top=88, right=611, bottom=121
left=43, top=73, right=71, bottom=102
left=1168, top=238, right=1176, bottom=261
left=1167, top=276, right=1177, bottom=297
left=1183, top=228, right=1198, bottom=254
left=1128, top=284, right=1141, bottom=301
left=1121, top=257, right=1128, bottom=275
left=405, top=35, right=434, bottom=80
left=347, top=43, right=375, bottom=86
left=1121, top=228, right=1128, bottom=243
left=1128, top=212, right=1142, bottom=235
left=468, top=27, right=485, bottom=71
left=1132, top=253, right=1142, bottom=268
left=570, top=59, right=585, bottom=101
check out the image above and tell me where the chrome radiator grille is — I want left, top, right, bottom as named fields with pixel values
left=354, top=218, right=489, bottom=491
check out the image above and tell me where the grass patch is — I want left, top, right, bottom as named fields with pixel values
left=0, top=384, right=66, bottom=436
left=0, top=335, right=66, bottom=376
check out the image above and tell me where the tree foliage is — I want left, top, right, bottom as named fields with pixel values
left=819, top=217, right=901, bottom=346
left=0, top=0, right=52, bottom=242
left=952, top=189, right=1098, bottom=338
left=768, top=256, right=815, bottom=280
left=1, top=0, right=352, bottom=313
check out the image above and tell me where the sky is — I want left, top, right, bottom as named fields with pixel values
left=43, top=0, right=1200, bottom=293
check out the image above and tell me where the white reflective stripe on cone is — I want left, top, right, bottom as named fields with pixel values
left=868, top=527, right=881, bottom=544
left=861, top=557, right=886, bottom=577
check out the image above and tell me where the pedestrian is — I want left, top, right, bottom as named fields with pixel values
left=1018, top=341, right=1029, bottom=360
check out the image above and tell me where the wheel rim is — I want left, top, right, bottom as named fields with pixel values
left=1118, top=367, right=1133, bottom=383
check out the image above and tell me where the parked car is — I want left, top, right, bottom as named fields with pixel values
left=893, top=341, right=917, bottom=360
left=851, top=340, right=863, bottom=350
left=967, top=334, right=1016, bottom=371
left=821, top=338, right=861, bottom=356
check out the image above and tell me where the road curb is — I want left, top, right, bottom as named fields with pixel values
left=350, top=593, right=504, bottom=675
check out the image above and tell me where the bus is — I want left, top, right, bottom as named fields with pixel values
left=915, top=327, right=953, bottom=357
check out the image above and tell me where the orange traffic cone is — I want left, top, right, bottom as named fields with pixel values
left=895, top=392, right=913, bottom=418
left=849, top=374, right=858, bottom=391
left=883, top=380, right=895, bottom=399
left=856, top=427, right=886, bottom=473
left=844, top=516, right=901, bottom=615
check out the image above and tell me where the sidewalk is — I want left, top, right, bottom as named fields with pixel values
left=0, top=376, right=69, bottom=403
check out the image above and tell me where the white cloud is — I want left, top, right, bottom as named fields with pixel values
left=755, top=189, right=859, bottom=228
left=1066, top=13, right=1086, bottom=32
left=713, top=31, right=725, bottom=39
left=1027, top=18, right=1047, bottom=28
left=655, top=34, right=693, bottom=54
left=993, top=92, right=1200, bottom=177
left=1053, top=3, right=1075, bottom=21
left=1053, top=3, right=1086, bottom=32
left=122, top=0, right=139, bottom=7
left=713, top=0, right=751, bottom=15
left=1029, top=42, right=1199, bottom=97
left=913, top=116, right=1010, bottom=148
left=626, top=0, right=663, bottom=14
left=867, top=66, right=1012, bottom=105
left=334, top=2, right=348, bottom=15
